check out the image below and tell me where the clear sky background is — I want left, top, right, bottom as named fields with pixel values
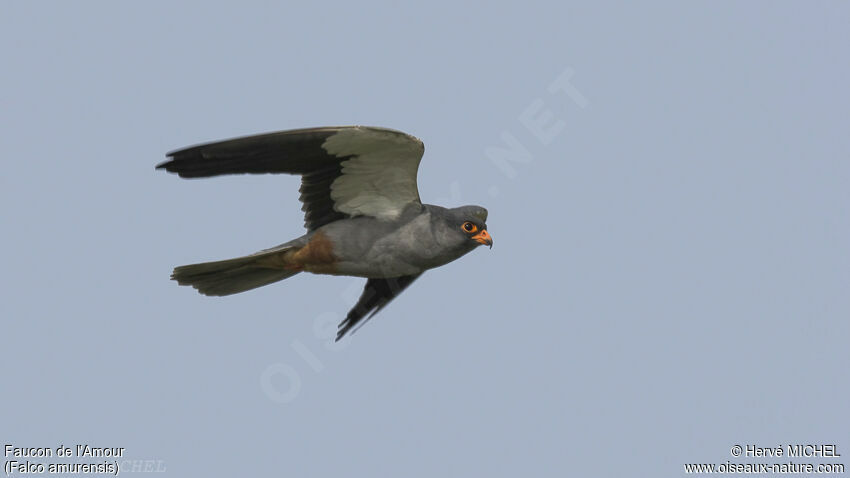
left=2, top=2, right=848, bottom=476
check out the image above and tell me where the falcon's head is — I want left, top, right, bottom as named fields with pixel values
left=440, top=205, right=493, bottom=249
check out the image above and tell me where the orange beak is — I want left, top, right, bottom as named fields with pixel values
left=471, top=229, right=493, bottom=248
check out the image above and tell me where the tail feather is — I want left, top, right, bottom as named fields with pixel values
left=171, top=247, right=299, bottom=296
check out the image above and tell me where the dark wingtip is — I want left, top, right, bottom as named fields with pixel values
left=155, top=158, right=176, bottom=172
left=335, top=321, right=352, bottom=342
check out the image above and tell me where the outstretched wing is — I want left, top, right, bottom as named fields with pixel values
left=156, top=126, right=425, bottom=230
left=337, top=274, right=422, bottom=341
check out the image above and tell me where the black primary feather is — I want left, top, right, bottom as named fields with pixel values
left=337, top=274, right=422, bottom=341
left=156, top=127, right=348, bottom=231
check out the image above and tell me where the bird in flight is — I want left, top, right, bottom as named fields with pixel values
left=157, top=126, right=493, bottom=341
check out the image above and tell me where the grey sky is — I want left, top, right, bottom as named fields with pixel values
left=2, top=1, right=848, bottom=476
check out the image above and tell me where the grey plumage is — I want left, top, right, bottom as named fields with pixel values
left=158, top=126, right=492, bottom=340
left=170, top=244, right=302, bottom=296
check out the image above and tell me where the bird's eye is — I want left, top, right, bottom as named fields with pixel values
left=462, top=221, right=477, bottom=233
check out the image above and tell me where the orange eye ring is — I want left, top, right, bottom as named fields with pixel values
left=462, top=221, right=478, bottom=233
